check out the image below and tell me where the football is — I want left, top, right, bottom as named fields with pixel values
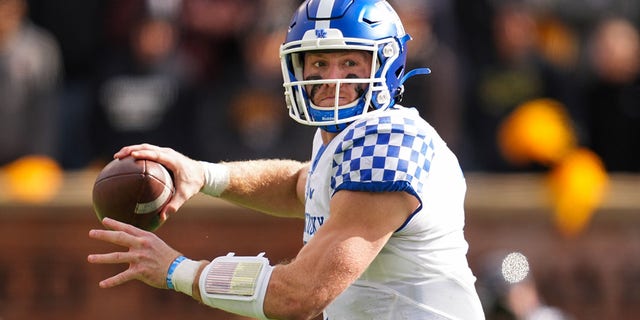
left=92, top=156, right=175, bottom=232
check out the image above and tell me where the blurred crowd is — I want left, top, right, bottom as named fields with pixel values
left=1, top=0, right=639, bottom=173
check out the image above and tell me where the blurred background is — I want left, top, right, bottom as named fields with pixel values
left=0, top=0, right=638, bottom=319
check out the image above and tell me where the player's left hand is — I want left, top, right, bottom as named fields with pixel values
left=87, top=217, right=181, bottom=289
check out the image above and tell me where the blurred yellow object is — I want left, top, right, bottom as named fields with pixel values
left=547, top=148, right=609, bottom=237
left=2, top=155, right=63, bottom=203
left=498, top=98, right=576, bottom=166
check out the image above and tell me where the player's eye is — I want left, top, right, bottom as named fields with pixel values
left=311, top=60, right=326, bottom=68
left=344, top=60, right=358, bottom=67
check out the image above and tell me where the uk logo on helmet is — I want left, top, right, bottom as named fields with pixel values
left=315, top=29, right=327, bottom=38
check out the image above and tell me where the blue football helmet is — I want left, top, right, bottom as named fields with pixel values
left=280, top=0, right=429, bottom=133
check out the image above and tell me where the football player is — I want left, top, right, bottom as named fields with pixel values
left=88, top=0, right=485, bottom=319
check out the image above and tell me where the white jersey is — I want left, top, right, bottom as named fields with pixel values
left=303, top=106, right=485, bottom=320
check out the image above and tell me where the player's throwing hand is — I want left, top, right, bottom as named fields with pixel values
left=114, top=143, right=207, bottom=217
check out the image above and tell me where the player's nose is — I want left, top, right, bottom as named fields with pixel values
left=324, top=63, right=346, bottom=80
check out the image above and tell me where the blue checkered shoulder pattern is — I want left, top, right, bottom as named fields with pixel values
left=331, top=114, right=436, bottom=197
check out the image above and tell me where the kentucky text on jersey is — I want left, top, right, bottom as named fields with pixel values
left=304, top=213, right=325, bottom=239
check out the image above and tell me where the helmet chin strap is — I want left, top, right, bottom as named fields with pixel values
left=395, top=68, right=431, bottom=103
left=400, top=68, right=431, bottom=85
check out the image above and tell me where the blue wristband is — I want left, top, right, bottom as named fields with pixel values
left=166, top=255, right=186, bottom=290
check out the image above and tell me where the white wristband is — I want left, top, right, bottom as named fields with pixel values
left=169, top=257, right=201, bottom=296
left=200, top=161, right=230, bottom=197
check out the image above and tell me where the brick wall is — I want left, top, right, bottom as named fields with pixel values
left=0, top=173, right=638, bottom=319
